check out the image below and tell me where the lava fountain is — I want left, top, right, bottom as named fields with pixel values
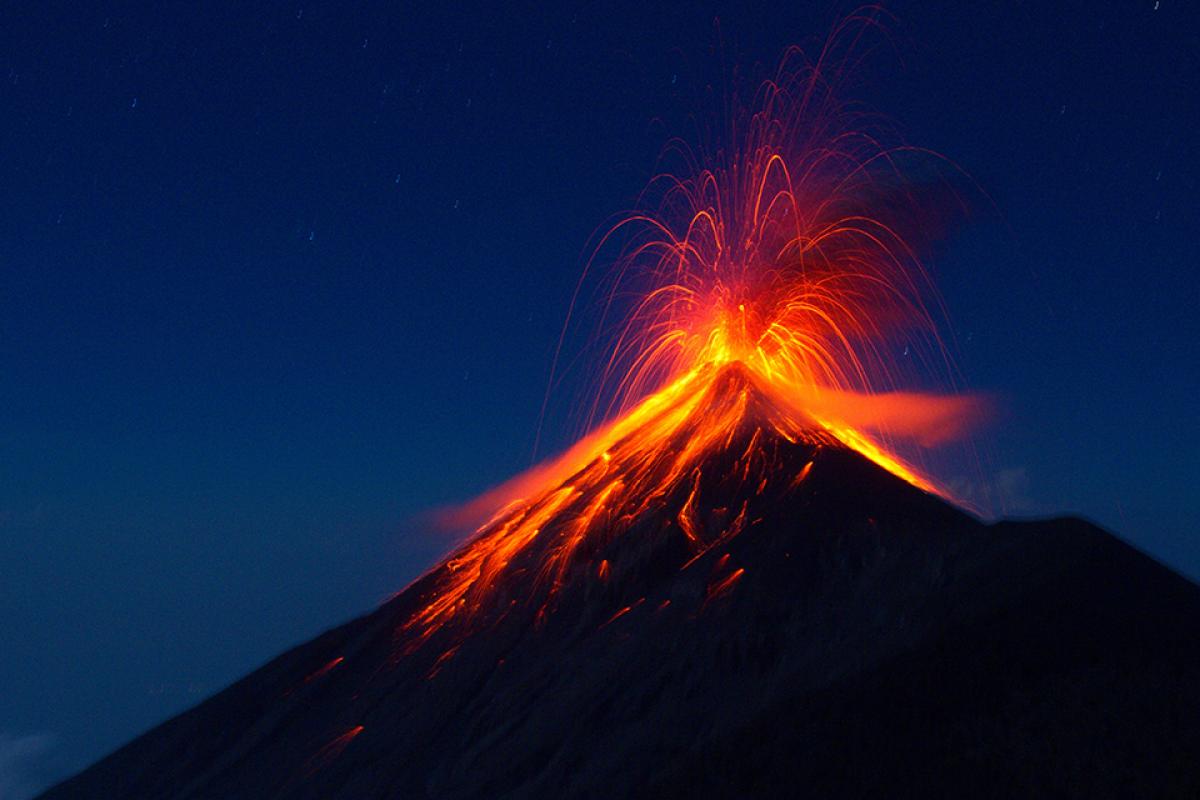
left=408, top=24, right=987, bottom=659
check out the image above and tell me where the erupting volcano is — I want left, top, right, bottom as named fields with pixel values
left=41, top=26, right=1200, bottom=800
left=401, top=35, right=987, bottom=664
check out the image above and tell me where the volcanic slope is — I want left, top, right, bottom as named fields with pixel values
left=41, top=365, right=1200, bottom=799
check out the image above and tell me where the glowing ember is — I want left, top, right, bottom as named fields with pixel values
left=303, top=726, right=363, bottom=778
left=406, top=32, right=985, bottom=661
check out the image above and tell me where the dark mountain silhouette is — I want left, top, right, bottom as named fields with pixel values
left=41, top=366, right=1200, bottom=798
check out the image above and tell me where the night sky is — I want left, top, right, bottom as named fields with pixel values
left=2, top=1, right=1197, bottom=795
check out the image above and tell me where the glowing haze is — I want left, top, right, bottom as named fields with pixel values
left=414, top=25, right=986, bottom=654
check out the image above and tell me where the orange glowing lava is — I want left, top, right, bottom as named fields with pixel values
left=406, top=28, right=985, bottom=662
left=303, top=726, right=363, bottom=777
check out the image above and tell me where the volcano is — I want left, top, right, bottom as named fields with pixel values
left=40, top=364, right=1200, bottom=799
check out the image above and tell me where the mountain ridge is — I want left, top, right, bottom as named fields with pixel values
left=39, top=367, right=1200, bottom=798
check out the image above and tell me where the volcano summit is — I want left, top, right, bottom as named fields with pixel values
left=40, top=362, right=1200, bottom=799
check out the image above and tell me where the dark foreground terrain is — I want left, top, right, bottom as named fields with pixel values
left=41, top=395, right=1200, bottom=798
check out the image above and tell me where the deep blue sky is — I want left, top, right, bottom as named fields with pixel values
left=2, top=1, right=1196, bottom=794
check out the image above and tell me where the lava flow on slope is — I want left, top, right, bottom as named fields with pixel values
left=405, top=361, right=934, bottom=670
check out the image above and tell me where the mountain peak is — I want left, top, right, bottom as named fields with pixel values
left=39, top=363, right=1200, bottom=800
